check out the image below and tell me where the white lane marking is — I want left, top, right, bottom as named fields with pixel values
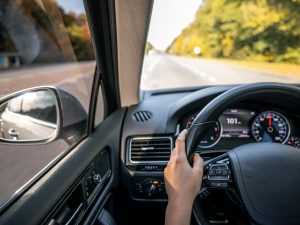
left=144, top=55, right=161, bottom=72
left=199, top=72, right=207, bottom=77
left=169, top=56, right=217, bottom=83
left=208, top=76, right=216, bottom=82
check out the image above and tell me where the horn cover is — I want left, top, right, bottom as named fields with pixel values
left=228, top=143, right=300, bottom=225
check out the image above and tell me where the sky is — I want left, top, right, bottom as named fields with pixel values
left=55, top=0, right=85, bottom=14
left=148, top=0, right=203, bottom=50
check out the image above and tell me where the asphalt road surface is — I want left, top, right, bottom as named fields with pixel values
left=0, top=61, right=95, bottom=110
left=141, top=54, right=300, bottom=90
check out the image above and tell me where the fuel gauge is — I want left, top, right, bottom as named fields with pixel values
left=286, top=136, right=300, bottom=149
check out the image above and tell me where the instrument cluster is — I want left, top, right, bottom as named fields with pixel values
left=184, top=108, right=300, bottom=150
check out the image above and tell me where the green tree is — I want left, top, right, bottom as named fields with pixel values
left=169, top=0, right=300, bottom=64
left=67, top=24, right=94, bottom=60
left=145, top=42, right=154, bottom=54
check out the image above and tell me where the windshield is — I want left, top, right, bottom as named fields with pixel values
left=141, top=0, right=300, bottom=90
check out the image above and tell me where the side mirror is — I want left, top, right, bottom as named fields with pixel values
left=0, top=86, right=88, bottom=144
left=0, top=87, right=60, bottom=143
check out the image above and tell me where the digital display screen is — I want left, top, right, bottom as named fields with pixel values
left=219, top=109, right=256, bottom=138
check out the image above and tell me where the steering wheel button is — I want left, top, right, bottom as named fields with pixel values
left=211, top=182, right=228, bottom=188
left=216, top=170, right=222, bottom=175
left=222, top=170, right=228, bottom=175
left=211, top=176, right=225, bottom=180
left=208, top=170, right=215, bottom=175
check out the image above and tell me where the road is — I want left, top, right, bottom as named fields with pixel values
left=141, top=54, right=300, bottom=90
left=0, top=61, right=95, bottom=111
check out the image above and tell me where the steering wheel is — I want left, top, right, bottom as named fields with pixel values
left=186, top=83, right=300, bottom=225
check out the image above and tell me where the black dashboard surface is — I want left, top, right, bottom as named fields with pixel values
left=121, top=85, right=234, bottom=152
left=122, top=84, right=300, bottom=157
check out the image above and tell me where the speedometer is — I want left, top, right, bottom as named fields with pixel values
left=251, top=111, right=290, bottom=143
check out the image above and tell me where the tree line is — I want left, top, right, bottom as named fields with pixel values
left=169, top=0, right=300, bottom=64
left=0, top=0, right=94, bottom=63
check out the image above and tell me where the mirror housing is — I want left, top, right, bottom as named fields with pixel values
left=0, top=86, right=87, bottom=144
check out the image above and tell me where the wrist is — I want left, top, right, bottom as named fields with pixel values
left=168, top=194, right=195, bottom=209
left=167, top=197, right=194, bottom=215
left=165, top=200, right=193, bottom=225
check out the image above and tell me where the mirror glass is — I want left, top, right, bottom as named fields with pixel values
left=0, top=90, right=58, bottom=141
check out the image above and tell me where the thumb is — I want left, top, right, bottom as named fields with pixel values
left=192, top=153, right=204, bottom=173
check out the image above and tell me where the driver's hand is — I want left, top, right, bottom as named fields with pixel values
left=164, top=129, right=204, bottom=225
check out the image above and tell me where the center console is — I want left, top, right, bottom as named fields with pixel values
left=125, top=136, right=173, bottom=201
left=132, top=177, right=167, bottom=199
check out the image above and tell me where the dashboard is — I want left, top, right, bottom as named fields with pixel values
left=121, top=84, right=300, bottom=202
left=181, top=107, right=300, bottom=150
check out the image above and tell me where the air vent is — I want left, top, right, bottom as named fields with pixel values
left=129, top=137, right=173, bottom=163
left=132, top=111, right=152, bottom=122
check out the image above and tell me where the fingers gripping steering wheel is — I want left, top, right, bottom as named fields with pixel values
left=186, top=83, right=300, bottom=225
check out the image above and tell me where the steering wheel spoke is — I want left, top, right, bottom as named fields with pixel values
left=201, top=154, right=233, bottom=190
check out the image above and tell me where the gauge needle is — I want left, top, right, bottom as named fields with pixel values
left=268, top=113, right=272, bottom=126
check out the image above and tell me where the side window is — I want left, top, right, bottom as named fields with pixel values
left=0, top=1, right=97, bottom=207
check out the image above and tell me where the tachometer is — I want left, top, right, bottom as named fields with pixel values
left=286, top=136, right=300, bottom=149
left=186, top=114, right=222, bottom=148
left=251, top=111, right=290, bottom=143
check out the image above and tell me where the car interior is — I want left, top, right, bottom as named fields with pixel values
left=0, top=0, right=300, bottom=225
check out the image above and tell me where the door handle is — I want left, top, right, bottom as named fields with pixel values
left=8, top=128, right=19, bottom=140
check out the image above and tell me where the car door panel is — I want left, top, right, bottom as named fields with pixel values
left=0, top=108, right=126, bottom=225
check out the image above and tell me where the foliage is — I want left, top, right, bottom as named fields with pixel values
left=66, top=23, right=94, bottom=60
left=0, top=0, right=94, bottom=62
left=169, top=0, right=300, bottom=64
left=61, top=10, right=95, bottom=61
left=145, top=42, right=154, bottom=54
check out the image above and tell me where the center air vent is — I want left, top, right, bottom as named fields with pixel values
left=129, top=137, right=173, bottom=163
left=132, top=111, right=152, bottom=122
